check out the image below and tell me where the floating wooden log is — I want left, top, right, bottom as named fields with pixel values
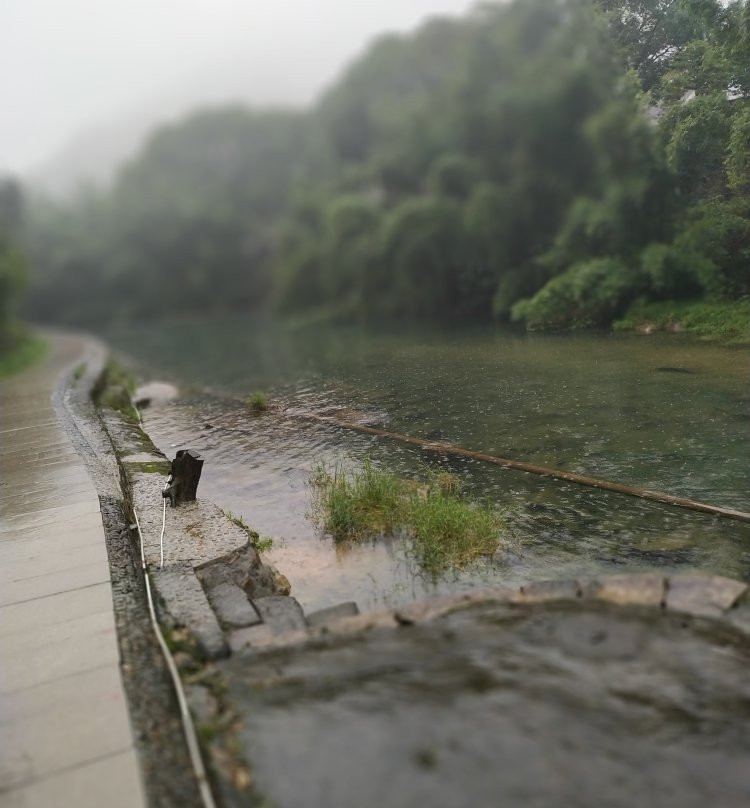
left=203, top=386, right=750, bottom=525
left=296, top=413, right=750, bottom=524
left=162, top=449, right=204, bottom=507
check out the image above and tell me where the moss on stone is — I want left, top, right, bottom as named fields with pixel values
left=93, top=359, right=140, bottom=422
left=127, top=460, right=171, bottom=476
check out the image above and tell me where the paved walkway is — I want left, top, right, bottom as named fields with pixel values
left=0, top=334, right=146, bottom=808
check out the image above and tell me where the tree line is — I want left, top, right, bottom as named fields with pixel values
left=0, top=179, right=29, bottom=352
left=16, top=0, right=750, bottom=331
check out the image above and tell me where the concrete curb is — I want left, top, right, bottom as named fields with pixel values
left=227, top=572, right=750, bottom=653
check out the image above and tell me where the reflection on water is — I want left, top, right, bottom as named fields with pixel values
left=107, top=317, right=750, bottom=613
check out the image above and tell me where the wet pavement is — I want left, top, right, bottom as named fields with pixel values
left=0, top=334, right=146, bottom=808
left=215, top=589, right=750, bottom=808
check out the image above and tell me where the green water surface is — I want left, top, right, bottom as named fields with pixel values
left=107, top=317, right=750, bottom=612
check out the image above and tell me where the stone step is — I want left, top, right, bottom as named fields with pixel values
left=306, top=601, right=360, bottom=629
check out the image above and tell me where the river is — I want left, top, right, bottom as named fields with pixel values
left=105, top=317, right=750, bottom=613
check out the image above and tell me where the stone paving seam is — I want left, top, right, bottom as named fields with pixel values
left=0, top=743, right=138, bottom=794
left=0, top=663, right=122, bottom=724
left=0, top=747, right=146, bottom=808
left=0, top=335, right=146, bottom=807
left=0, top=421, right=60, bottom=435
left=0, top=574, right=113, bottom=608
left=3, top=545, right=109, bottom=583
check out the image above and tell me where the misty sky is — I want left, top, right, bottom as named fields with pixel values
left=1, top=0, right=473, bottom=177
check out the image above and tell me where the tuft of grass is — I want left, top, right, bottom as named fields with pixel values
left=255, top=536, right=274, bottom=553
left=308, top=459, right=506, bottom=574
left=225, top=510, right=249, bottom=530
left=247, top=391, right=269, bottom=412
left=405, top=488, right=502, bottom=573
left=162, top=625, right=200, bottom=658
left=309, top=459, right=402, bottom=541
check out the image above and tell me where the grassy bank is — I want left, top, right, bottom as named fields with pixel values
left=309, top=460, right=506, bottom=575
left=614, top=299, right=750, bottom=345
left=0, top=327, right=47, bottom=378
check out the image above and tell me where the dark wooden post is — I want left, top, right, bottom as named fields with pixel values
left=162, top=449, right=204, bottom=507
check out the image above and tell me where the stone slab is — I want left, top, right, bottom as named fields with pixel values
left=665, top=574, right=748, bottom=618
left=130, top=475, right=249, bottom=568
left=0, top=678, right=133, bottom=789
left=1, top=434, right=73, bottom=456
left=0, top=501, right=102, bottom=534
left=1, top=748, right=145, bottom=808
left=0, top=538, right=108, bottom=582
left=515, top=578, right=581, bottom=603
left=0, top=662, right=124, bottom=726
left=0, top=581, right=113, bottom=638
left=0, top=446, right=78, bottom=467
left=0, top=609, right=114, bottom=659
left=0, top=512, right=103, bottom=551
left=253, top=595, right=307, bottom=635
left=0, top=559, right=111, bottom=607
left=219, top=595, right=750, bottom=808
left=727, top=599, right=750, bottom=637
left=582, top=574, right=666, bottom=608
left=152, top=563, right=228, bottom=659
left=4, top=468, right=95, bottom=490
left=0, top=609, right=118, bottom=693
left=307, top=601, right=360, bottom=629
left=185, top=684, right=218, bottom=726
left=229, top=623, right=276, bottom=652
left=395, top=595, right=471, bottom=625
left=206, top=581, right=261, bottom=628
left=0, top=466, right=90, bottom=495
left=0, top=487, right=97, bottom=519
left=0, top=422, right=60, bottom=441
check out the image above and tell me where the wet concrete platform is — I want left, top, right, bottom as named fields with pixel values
left=0, top=334, right=146, bottom=808
left=217, top=592, right=750, bottom=808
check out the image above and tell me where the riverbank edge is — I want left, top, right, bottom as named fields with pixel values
left=52, top=334, right=207, bottom=808
left=62, top=332, right=750, bottom=806
left=76, top=341, right=346, bottom=804
left=613, top=298, right=750, bottom=345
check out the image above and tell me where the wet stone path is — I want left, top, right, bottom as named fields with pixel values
left=216, top=582, right=750, bottom=808
left=0, top=334, right=145, bottom=808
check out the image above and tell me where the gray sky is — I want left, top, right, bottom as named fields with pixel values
left=0, top=0, right=473, bottom=179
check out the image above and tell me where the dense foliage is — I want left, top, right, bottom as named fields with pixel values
left=0, top=178, right=30, bottom=349
left=20, top=0, right=750, bottom=332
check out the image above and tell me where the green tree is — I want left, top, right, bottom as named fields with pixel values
left=23, top=0, right=750, bottom=333
left=0, top=179, right=29, bottom=347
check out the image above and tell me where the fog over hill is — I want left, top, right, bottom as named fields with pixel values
left=1, top=0, right=473, bottom=197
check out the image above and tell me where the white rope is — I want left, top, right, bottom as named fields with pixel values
left=132, top=506, right=218, bottom=808
left=160, top=479, right=170, bottom=568
left=128, top=392, right=217, bottom=806
left=131, top=393, right=169, bottom=569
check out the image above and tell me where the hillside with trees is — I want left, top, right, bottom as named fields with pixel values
left=20, top=0, right=750, bottom=338
left=0, top=178, right=42, bottom=371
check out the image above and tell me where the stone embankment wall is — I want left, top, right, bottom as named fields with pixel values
left=96, top=367, right=359, bottom=662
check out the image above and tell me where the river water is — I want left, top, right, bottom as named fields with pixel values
left=106, top=317, right=750, bottom=613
